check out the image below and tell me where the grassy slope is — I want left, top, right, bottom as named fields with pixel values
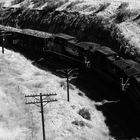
left=0, top=49, right=112, bottom=140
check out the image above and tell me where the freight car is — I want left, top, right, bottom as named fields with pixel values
left=0, top=25, right=140, bottom=111
left=0, top=25, right=53, bottom=62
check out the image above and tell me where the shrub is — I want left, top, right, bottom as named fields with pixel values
left=12, top=0, right=24, bottom=5
left=59, top=81, right=75, bottom=90
left=66, top=0, right=83, bottom=10
left=114, top=2, right=138, bottom=23
left=117, top=2, right=129, bottom=10
left=115, top=9, right=136, bottom=23
left=78, top=92, right=84, bottom=97
left=78, top=108, right=91, bottom=120
left=72, top=120, right=85, bottom=127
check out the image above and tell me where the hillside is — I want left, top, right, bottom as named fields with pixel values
left=0, top=0, right=140, bottom=140
left=0, top=49, right=113, bottom=140
left=0, top=0, right=140, bottom=61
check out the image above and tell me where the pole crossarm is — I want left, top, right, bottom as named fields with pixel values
left=56, top=68, right=78, bottom=73
left=67, top=68, right=78, bottom=75
left=25, top=93, right=57, bottom=97
left=56, top=68, right=79, bottom=77
left=25, top=99, right=57, bottom=104
left=69, top=76, right=78, bottom=81
left=56, top=68, right=79, bottom=102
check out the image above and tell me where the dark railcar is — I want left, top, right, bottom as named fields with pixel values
left=0, top=25, right=52, bottom=54
left=46, top=33, right=84, bottom=67
left=123, top=60, right=140, bottom=111
left=47, top=33, right=76, bottom=54
left=91, top=46, right=118, bottom=76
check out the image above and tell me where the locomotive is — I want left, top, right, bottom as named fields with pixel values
left=0, top=25, right=140, bottom=111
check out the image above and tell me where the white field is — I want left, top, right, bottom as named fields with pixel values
left=0, top=48, right=114, bottom=140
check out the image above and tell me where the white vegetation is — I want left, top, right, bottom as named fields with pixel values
left=0, top=49, right=113, bottom=140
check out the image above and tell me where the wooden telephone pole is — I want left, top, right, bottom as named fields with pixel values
left=0, top=31, right=11, bottom=54
left=57, top=68, right=78, bottom=102
left=0, top=7, right=11, bottom=54
left=25, top=93, right=57, bottom=140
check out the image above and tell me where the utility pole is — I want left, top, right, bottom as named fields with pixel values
left=0, top=31, right=11, bottom=54
left=66, top=71, right=70, bottom=102
left=40, top=93, right=45, bottom=140
left=25, top=93, right=57, bottom=140
left=0, top=7, right=11, bottom=54
left=57, top=68, right=78, bottom=102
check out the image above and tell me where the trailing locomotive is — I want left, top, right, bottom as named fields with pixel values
left=0, top=25, right=140, bottom=111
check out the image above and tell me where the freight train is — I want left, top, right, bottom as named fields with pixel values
left=0, top=25, right=140, bottom=111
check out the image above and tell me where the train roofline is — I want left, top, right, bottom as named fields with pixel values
left=0, top=25, right=52, bottom=39
left=53, top=33, right=76, bottom=40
